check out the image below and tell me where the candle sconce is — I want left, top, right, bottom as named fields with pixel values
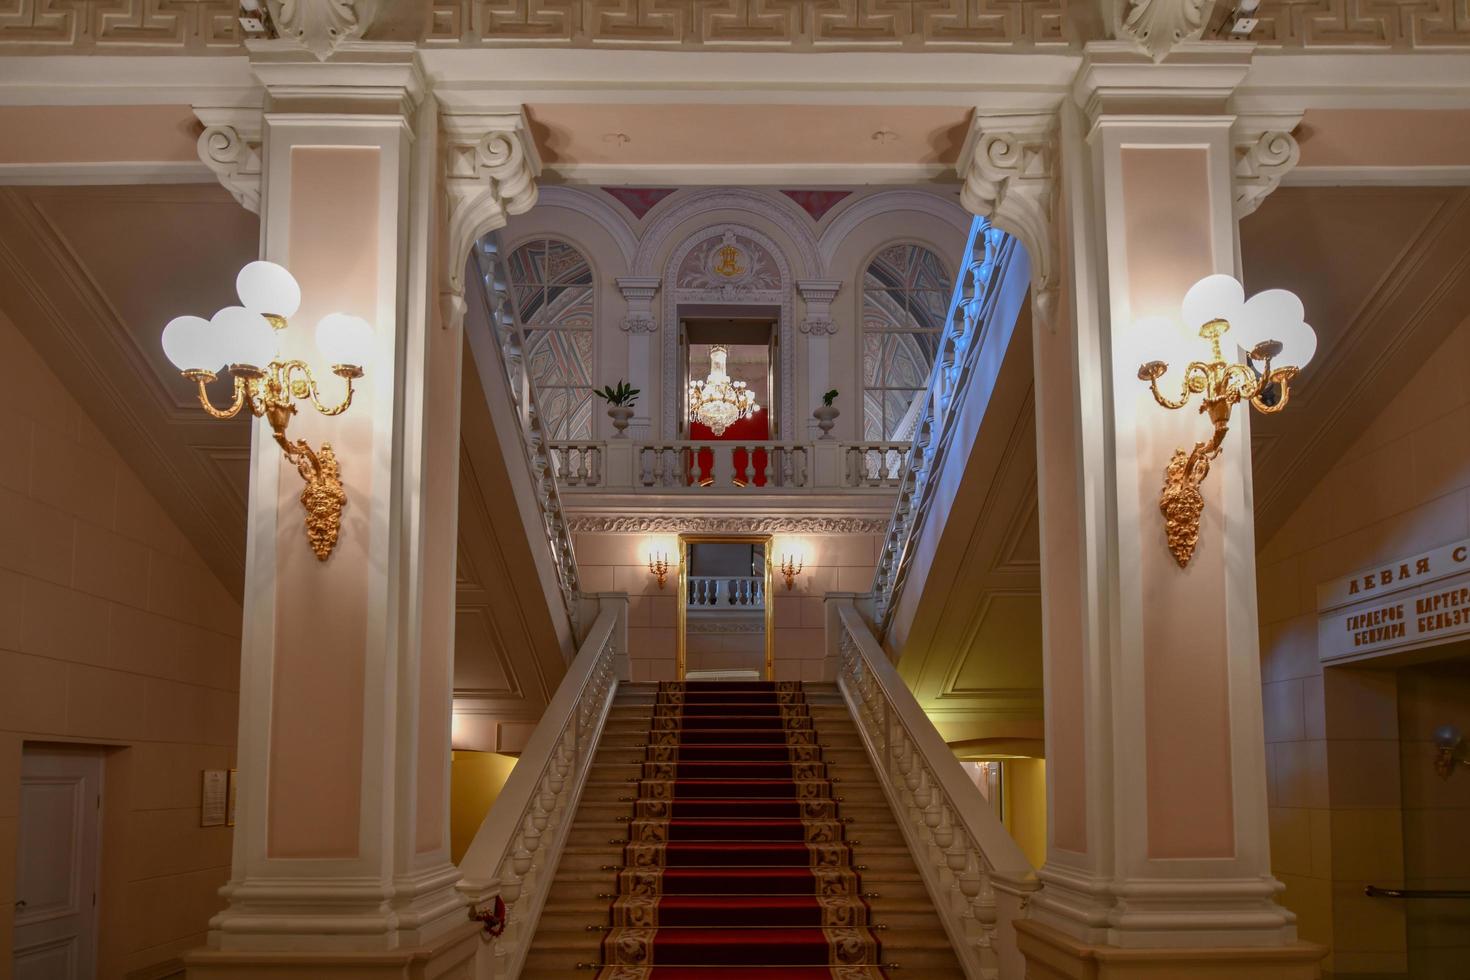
left=161, top=261, right=374, bottom=561
left=1136, top=274, right=1317, bottom=567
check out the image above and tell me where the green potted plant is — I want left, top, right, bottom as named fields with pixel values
left=596, top=380, right=640, bottom=437
left=813, top=388, right=839, bottom=439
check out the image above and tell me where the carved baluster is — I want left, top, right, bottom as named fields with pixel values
left=576, top=448, right=590, bottom=485
left=758, top=447, right=771, bottom=487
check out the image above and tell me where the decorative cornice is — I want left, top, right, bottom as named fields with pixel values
left=1112, top=0, right=1216, bottom=62
left=442, top=107, right=541, bottom=302
left=1233, top=113, right=1303, bottom=218
left=565, top=515, right=890, bottom=534
left=193, top=107, right=263, bottom=214
left=617, top=275, right=662, bottom=334
left=797, top=279, right=843, bottom=336
left=957, top=113, right=1058, bottom=326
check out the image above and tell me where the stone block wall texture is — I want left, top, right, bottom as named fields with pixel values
left=0, top=308, right=242, bottom=976
left=1256, top=311, right=1470, bottom=976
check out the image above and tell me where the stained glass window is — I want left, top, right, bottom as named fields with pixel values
left=861, top=244, right=952, bottom=441
left=507, top=239, right=595, bottom=440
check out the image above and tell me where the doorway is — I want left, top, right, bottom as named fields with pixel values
left=12, top=745, right=103, bottom=980
left=677, top=534, right=774, bottom=681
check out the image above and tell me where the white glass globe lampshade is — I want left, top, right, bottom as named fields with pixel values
left=236, top=261, right=302, bottom=319
left=1180, top=274, right=1245, bottom=335
left=315, top=313, right=375, bottom=369
left=1273, top=318, right=1318, bottom=369
left=1237, top=288, right=1316, bottom=367
left=211, top=305, right=277, bottom=369
left=161, top=315, right=222, bottom=373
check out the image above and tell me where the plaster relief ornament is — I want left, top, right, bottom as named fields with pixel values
left=1114, top=0, right=1214, bottom=61
left=270, top=0, right=376, bottom=60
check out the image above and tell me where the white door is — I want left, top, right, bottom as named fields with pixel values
left=13, top=747, right=102, bottom=980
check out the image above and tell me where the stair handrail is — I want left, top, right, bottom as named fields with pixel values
left=457, top=595, right=626, bottom=978
left=871, top=219, right=1014, bottom=637
left=832, top=601, right=1039, bottom=979
left=468, top=237, right=582, bottom=629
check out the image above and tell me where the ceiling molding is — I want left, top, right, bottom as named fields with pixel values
left=1283, top=165, right=1470, bottom=187
left=0, top=161, right=214, bottom=185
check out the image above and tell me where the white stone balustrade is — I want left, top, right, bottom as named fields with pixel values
left=472, top=240, right=583, bottom=625
left=543, top=439, right=910, bottom=493
left=830, top=600, right=1038, bottom=978
left=458, top=594, right=628, bottom=979
left=871, top=220, right=1012, bottom=630
left=688, top=575, right=764, bottom=608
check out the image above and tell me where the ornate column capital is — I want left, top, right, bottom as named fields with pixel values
left=1233, top=112, right=1303, bottom=218
left=442, top=108, right=542, bottom=299
left=957, top=113, right=1058, bottom=325
left=193, top=106, right=263, bottom=215
left=796, top=279, right=843, bottom=336
left=616, top=276, right=662, bottom=334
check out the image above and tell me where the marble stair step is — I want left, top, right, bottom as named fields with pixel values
left=522, top=926, right=963, bottom=975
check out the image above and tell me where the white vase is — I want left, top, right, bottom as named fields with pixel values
left=813, top=404, right=839, bottom=440
left=608, top=405, right=635, bottom=438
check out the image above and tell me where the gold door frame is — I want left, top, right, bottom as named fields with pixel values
left=676, top=533, right=775, bottom=681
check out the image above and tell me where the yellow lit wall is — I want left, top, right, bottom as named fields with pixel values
left=450, top=750, right=518, bottom=863
left=1002, top=758, right=1047, bottom=870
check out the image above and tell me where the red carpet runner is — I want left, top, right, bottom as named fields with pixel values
left=597, top=681, right=887, bottom=980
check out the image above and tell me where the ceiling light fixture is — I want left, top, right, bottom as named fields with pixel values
left=160, top=261, right=374, bottom=561
left=1136, top=274, right=1317, bottom=567
left=689, top=344, right=759, bottom=437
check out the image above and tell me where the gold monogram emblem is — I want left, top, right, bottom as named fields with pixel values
left=714, top=244, right=745, bottom=278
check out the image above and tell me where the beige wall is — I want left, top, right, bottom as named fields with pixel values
left=0, top=309, right=241, bottom=976
left=449, top=751, right=518, bottom=865
left=574, top=530, right=878, bottom=682
left=1395, top=657, right=1470, bottom=980
left=1257, top=312, right=1470, bottom=976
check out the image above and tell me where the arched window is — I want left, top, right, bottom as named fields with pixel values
left=506, top=238, right=595, bottom=440
left=861, top=243, right=952, bottom=441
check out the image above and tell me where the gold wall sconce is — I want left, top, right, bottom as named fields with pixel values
left=1435, top=725, right=1469, bottom=779
left=648, top=550, right=672, bottom=589
left=1135, top=274, right=1317, bottom=567
left=161, top=261, right=374, bottom=561
left=779, top=546, right=806, bottom=591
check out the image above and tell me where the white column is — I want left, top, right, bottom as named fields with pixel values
left=962, top=45, right=1321, bottom=974
left=186, top=42, right=535, bottom=974
left=797, top=279, right=842, bottom=440
left=617, top=276, right=661, bottom=441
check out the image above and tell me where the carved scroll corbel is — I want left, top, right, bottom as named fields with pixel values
left=957, top=114, right=1059, bottom=327
left=1233, top=114, right=1304, bottom=218
left=442, top=109, right=543, bottom=304
left=193, top=108, right=263, bottom=214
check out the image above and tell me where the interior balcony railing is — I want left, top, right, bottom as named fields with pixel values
left=468, top=237, right=582, bottom=629
left=547, top=439, right=908, bottom=492
left=457, top=593, right=627, bottom=978
left=870, top=219, right=1015, bottom=633
left=829, top=599, right=1038, bottom=977
left=687, top=574, right=765, bottom=608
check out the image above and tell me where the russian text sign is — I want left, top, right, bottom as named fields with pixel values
left=1317, top=537, right=1470, bottom=663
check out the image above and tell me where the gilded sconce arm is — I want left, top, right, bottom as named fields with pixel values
left=185, top=370, right=250, bottom=419
left=306, top=366, right=361, bottom=417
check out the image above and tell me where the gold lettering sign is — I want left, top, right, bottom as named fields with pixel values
left=1318, top=536, right=1470, bottom=665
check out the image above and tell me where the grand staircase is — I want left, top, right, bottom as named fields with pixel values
left=523, top=680, right=966, bottom=979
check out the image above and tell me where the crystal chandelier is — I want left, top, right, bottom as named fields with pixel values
left=689, top=344, right=759, bottom=436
